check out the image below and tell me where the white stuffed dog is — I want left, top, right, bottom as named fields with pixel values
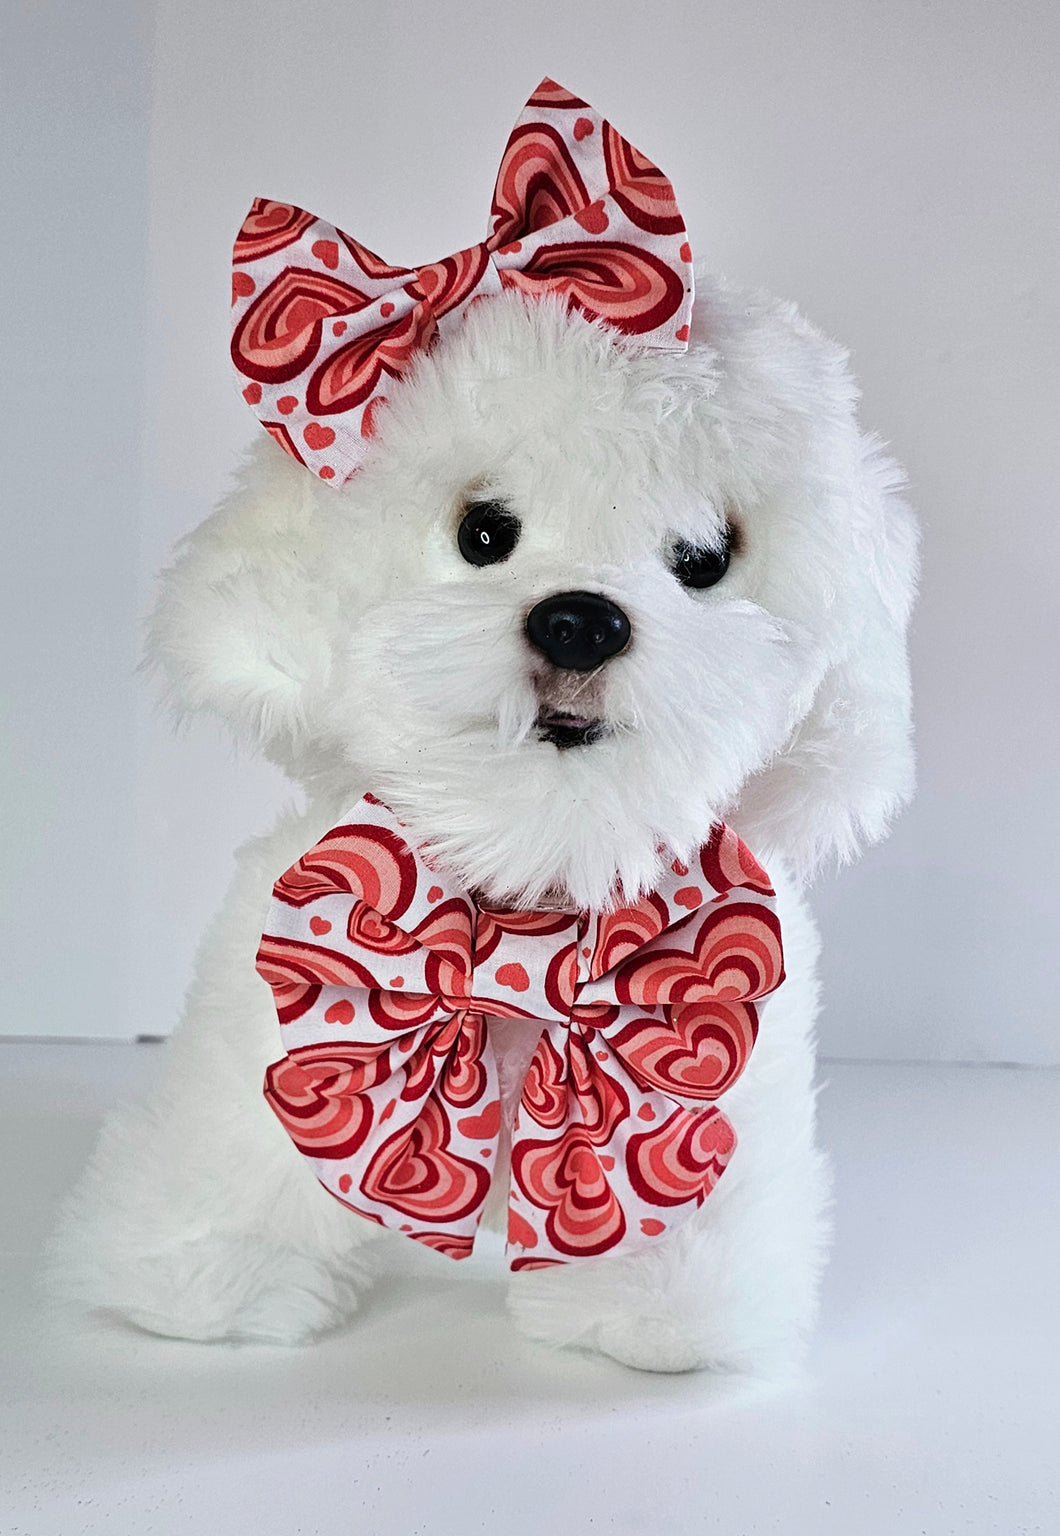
left=52, top=80, right=917, bottom=1375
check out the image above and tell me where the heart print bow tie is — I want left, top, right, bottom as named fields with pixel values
left=257, top=794, right=783, bottom=1269
left=231, top=77, right=694, bottom=485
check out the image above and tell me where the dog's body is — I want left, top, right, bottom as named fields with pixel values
left=52, top=279, right=917, bottom=1373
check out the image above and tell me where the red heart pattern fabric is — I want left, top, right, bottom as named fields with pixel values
left=231, top=77, right=695, bottom=485
left=257, top=794, right=783, bottom=1268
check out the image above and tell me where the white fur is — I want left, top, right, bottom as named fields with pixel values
left=48, top=277, right=917, bottom=1373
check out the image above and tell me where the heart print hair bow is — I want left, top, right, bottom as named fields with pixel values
left=256, top=794, right=783, bottom=1269
left=231, top=77, right=694, bottom=485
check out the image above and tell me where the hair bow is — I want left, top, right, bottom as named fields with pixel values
left=256, top=794, right=782, bottom=1268
left=231, top=77, right=694, bottom=485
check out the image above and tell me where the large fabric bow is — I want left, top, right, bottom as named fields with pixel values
left=257, top=794, right=783, bottom=1269
left=231, top=77, right=694, bottom=485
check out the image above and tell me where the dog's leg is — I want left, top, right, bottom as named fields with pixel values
left=47, top=806, right=384, bottom=1344
left=507, top=876, right=832, bottom=1376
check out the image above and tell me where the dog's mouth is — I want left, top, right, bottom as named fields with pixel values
left=535, top=709, right=609, bottom=749
left=532, top=668, right=611, bottom=750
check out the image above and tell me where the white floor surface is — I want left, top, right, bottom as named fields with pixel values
left=2, top=1044, right=1057, bottom=1536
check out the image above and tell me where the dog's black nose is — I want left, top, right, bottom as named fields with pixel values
left=525, top=591, right=632, bottom=672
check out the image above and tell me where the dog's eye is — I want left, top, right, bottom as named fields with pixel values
left=457, top=501, right=521, bottom=567
left=669, top=532, right=731, bottom=590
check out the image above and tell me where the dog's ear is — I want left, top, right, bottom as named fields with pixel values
left=735, top=432, right=919, bottom=881
left=146, top=437, right=335, bottom=777
left=687, top=281, right=919, bottom=879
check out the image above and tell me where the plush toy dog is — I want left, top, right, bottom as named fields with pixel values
left=52, top=79, right=917, bottom=1374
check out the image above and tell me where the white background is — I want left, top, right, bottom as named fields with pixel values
left=3, top=0, right=1058, bottom=1061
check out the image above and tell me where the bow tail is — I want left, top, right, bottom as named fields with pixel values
left=263, top=1006, right=502, bottom=1260
left=505, top=1013, right=738, bottom=1270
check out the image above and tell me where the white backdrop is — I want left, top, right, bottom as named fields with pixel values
left=4, top=0, right=1058, bottom=1061
left=1, top=1, right=149, bottom=1046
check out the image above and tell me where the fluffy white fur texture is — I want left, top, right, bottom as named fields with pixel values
left=49, top=278, right=918, bottom=1374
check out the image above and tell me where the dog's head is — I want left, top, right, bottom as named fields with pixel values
left=152, top=280, right=917, bottom=906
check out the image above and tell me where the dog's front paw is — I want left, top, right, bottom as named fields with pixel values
left=590, top=1313, right=716, bottom=1374
left=511, top=1283, right=805, bottom=1376
left=507, top=1243, right=812, bottom=1377
left=62, top=1233, right=373, bottom=1345
left=509, top=1278, right=722, bottom=1374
